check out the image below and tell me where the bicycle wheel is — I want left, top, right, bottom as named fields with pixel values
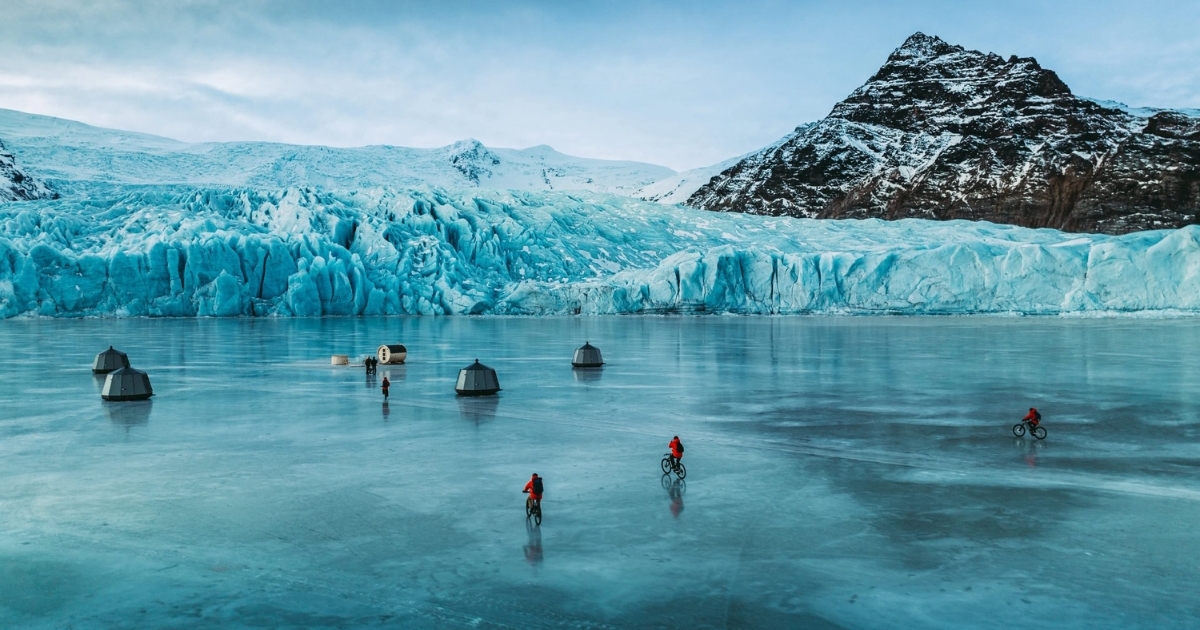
left=1032, top=426, right=1047, bottom=440
left=1012, top=423, right=1026, bottom=437
left=533, top=505, right=542, bottom=526
left=675, top=463, right=686, bottom=480
left=661, top=457, right=673, bottom=475
left=526, top=498, right=534, bottom=519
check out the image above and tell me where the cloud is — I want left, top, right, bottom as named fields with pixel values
left=0, top=0, right=1196, bottom=170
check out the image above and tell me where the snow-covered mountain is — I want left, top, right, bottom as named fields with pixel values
left=0, top=139, right=56, bottom=202
left=0, top=109, right=674, bottom=196
left=689, top=33, right=1200, bottom=235
left=635, top=155, right=744, bottom=204
left=4, top=79, right=1200, bottom=319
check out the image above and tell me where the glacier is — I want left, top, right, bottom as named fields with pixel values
left=0, top=108, right=674, bottom=197
left=3, top=185, right=1200, bottom=318
left=1, top=106, right=1199, bottom=319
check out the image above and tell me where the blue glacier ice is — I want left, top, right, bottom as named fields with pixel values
left=1, top=107, right=1199, bottom=319
left=2, top=186, right=1200, bottom=318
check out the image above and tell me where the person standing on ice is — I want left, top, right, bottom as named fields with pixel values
left=668, top=436, right=684, bottom=468
left=381, top=375, right=390, bottom=400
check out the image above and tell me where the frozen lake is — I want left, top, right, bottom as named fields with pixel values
left=1, top=316, right=1199, bottom=628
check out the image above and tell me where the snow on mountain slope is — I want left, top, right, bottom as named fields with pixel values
left=690, top=33, right=1200, bottom=235
left=636, top=155, right=745, bottom=204
left=1083, top=98, right=1200, bottom=120
left=3, top=186, right=1199, bottom=318
left=0, top=109, right=674, bottom=195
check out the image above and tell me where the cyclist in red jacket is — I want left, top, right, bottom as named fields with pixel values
left=523, top=473, right=543, bottom=508
left=1022, top=408, right=1041, bottom=426
left=668, top=436, right=684, bottom=468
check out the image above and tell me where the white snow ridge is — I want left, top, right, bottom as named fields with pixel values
left=1, top=108, right=1200, bottom=318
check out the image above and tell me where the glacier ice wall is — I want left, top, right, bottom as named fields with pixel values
left=2, top=187, right=1200, bottom=318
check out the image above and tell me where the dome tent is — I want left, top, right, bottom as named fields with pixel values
left=377, top=344, right=407, bottom=365
left=455, top=360, right=500, bottom=396
left=92, top=346, right=131, bottom=374
left=572, top=342, right=604, bottom=368
left=101, top=366, right=154, bottom=401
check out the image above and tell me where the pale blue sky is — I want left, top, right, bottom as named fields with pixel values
left=0, top=0, right=1197, bottom=169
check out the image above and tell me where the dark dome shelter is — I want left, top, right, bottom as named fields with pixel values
left=101, top=366, right=154, bottom=401
left=572, top=342, right=604, bottom=368
left=455, top=360, right=501, bottom=396
left=377, top=344, right=407, bottom=365
left=92, top=346, right=131, bottom=374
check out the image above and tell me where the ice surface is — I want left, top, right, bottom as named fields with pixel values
left=1, top=316, right=1198, bottom=628
left=3, top=186, right=1200, bottom=318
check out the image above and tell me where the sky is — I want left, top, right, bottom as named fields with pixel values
left=0, top=0, right=1197, bottom=171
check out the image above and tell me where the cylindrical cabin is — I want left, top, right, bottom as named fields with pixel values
left=572, top=342, right=604, bottom=368
left=377, top=344, right=408, bottom=365
left=92, top=346, right=131, bottom=374
left=101, top=366, right=154, bottom=401
left=455, top=359, right=501, bottom=396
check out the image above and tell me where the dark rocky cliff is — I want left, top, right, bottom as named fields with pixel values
left=689, top=33, right=1199, bottom=234
left=0, top=139, right=56, bottom=202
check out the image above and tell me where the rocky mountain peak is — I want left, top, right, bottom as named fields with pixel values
left=445, top=138, right=502, bottom=184
left=889, top=32, right=962, bottom=61
left=0, top=139, right=56, bottom=202
left=834, top=32, right=1076, bottom=136
left=1144, top=111, right=1200, bottom=140
left=688, top=33, right=1199, bottom=234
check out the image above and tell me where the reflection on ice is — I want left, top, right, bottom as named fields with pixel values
left=573, top=366, right=603, bottom=384
left=104, top=399, right=152, bottom=428
left=1012, top=437, right=1047, bottom=468
left=524, top=521, right=543, bottom=565
left=379, top=365, right=406, bottom=383
left=663, top=476, right=685, bottom=518
left=457, top=396, right=499, bottom=424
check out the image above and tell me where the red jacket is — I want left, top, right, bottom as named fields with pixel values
left=524, top=477, right=542, bottom=500
left=1022, top=409, right=1040, bottom=424
left=669, top=438, right=683, bottom=459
